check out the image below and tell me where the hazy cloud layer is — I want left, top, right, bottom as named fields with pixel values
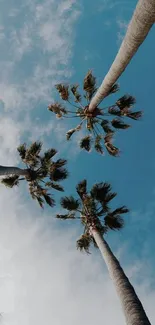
left=0, top=0, right=80, bottom=111
left=0, top=190, right=154, bottom=324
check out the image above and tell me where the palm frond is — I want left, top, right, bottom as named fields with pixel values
left=50, top=167, right=68, bottom=182
left=42, top=193, right=55, bottom=207
left=36, top=196, right=44, bottom=208
left=55, top=84, right=69, bottom=101
left=104, top=133, right=119, bottom=157
left=108, top=83, right=119, bottom=95
left=25, top=142, right=42, bottom=167
left=116, top=95, right=135, bottom=109
left=111, top=119, right=130, bottom=129
left=111, top=206, right=129, bottom=216
left=94, top=135, right=104, bottom=154
left=127, top=111, right=142, bottom=120
left=76, top=179, right=87, bottom=198
left=108, top=106, right=121, bottom=116
left=70, top=84, right=81, bottom=102
left=90, top=182, right=112, bottom=203
left=105, top=142, right=120, bottom=157
left=105, top=192, right=117, bottom=203
left=45, top=181, right=64, bottom=192
left=104, top=214, right=124, bottom=230
left=1, top=175, right=20, bottom=188
left=27, top=142, right=42, bottom=157
left=60, top=196, right=80, bottom=211
left=43, top=148, right=57, bottom=161
left=48, top=103, right=67, bottom=117
left=56, top=213, right=76, bottom=220
left=76, top=233, right=92, bottom=254
left=80, top=136, right=92, bottom=152
left=55, top=159, right=67, bottom=168
left=83, top=70, right=97, bottom=100
left=17, top=143, right=26, bottom=160
left=100, top=120, right=113, bottom=133
left=104, top=132, right=113, bottom=143
left=66, top=128, right=77, bottom=140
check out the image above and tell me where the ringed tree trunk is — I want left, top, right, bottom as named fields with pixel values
left=0, top=165, right=29, bottom=177
left=89, top=0, right=155, bottom=112
left=91, top=228, right=151, bottom=325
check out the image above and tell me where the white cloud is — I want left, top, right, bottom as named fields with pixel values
left=0, top=190, right=154, bottom=324
left=116, top=19, right=128, bottom=44
left=0, top=115, right=22, bottom=165
left=0, top=0, right=80, bottom=112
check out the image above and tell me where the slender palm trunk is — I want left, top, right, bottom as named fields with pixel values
left=89, top=0, right=155, bottom=112
left=91, top=228, right=151, bottom=325
left=0, top=165, right=29, bottom=177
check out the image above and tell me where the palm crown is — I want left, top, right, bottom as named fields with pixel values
left=48, top=70, right=142, bottom=157
left=1, top=142, right=68, bottom=208
left=57, top=180, right=129, bottom=253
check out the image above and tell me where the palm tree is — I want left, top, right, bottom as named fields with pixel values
left=48, top=71, right=142, bottom=157
left=89, top=0, right=155, bottom=112
left=57, top=180, right=151, bottom=325
left=0, top=142, right=68, bottom=208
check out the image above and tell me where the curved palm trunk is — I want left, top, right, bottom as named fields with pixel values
left=0, top=165, right=29, bottom=177
left=89, top=0, right=155, bottom=112
left=91, top=229, right=151, bottom=325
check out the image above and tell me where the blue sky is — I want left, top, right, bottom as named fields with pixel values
left=0, top=0, right=155, bottom=323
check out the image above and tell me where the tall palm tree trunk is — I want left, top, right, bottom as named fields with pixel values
left=0, top=165, right=29, bottom=177
left=89, top=0, right=155, bottom=112
left=91, top=228, right=151, bottom=325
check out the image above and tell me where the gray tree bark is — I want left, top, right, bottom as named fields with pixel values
left=91, top=229, right=151, bottom=325
left=0, top=166, right=29, bottom=177
left=89, top=0, right=155, bottom=112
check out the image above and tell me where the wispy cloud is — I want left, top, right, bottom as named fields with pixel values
left=0, top=190, right=154, bottom=324
left=116, top=19, right=129, bottom=44
left=0, top=0, right=80, bottom=112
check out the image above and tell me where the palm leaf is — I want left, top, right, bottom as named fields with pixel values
left=80, top=136, right=92, bottom=152
left=111, top=119, right=130, bottom=129
left=127, top=111, right=142, bottom=120
left=36, top=196, right=44, bottom=208
left=108, top=83, right=119, bottom=95
left=70, top=84, right=81, bottom=102
left=25, top=142, right=42, bottom=167
left=76, top=233, right=92, bottom=254
left=105, top=192, right=117, bottom=203
left=66, top=128, right=77, bottom=140
left=111, top=206, right=129, bottom=216
left=48, top=103, right=67, bottom=117
left=108, top=106, right=121, bottom=116
left=55, top=159, right=67, bottom=168
left=27, top=142, right=42, bottom=157
left=94, top=135, right=104, bottom=154
left=104, top=133, right=119, bottom=157
left=104, top=214, right=124, bottom=230
left=100, top=120, right=113, bottom=133
left=1, top=175, right=20, bottom=188
left=55, top=84, right=69, bottom=101
left=45, top=181, right=64, bottom=192
left=60, top=196, right=80, bottom=211
left=90, top=182, right=112, bottom=203
left=76, top=179, right=87, bottom=198
left=50, top=167, right=68, bottom=182
left=43, top=148, right=57, bottom=160
left=116, top=95, right=135, bottom=109
left=42, top=193, right=55, bottom=207
left=105, top=142, right=120, bottom=157
left=83, top=70, right=97, bottom=100
left=56, top=213, right=76, bottom=220
left=17, top=143, right=26, bottom=160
